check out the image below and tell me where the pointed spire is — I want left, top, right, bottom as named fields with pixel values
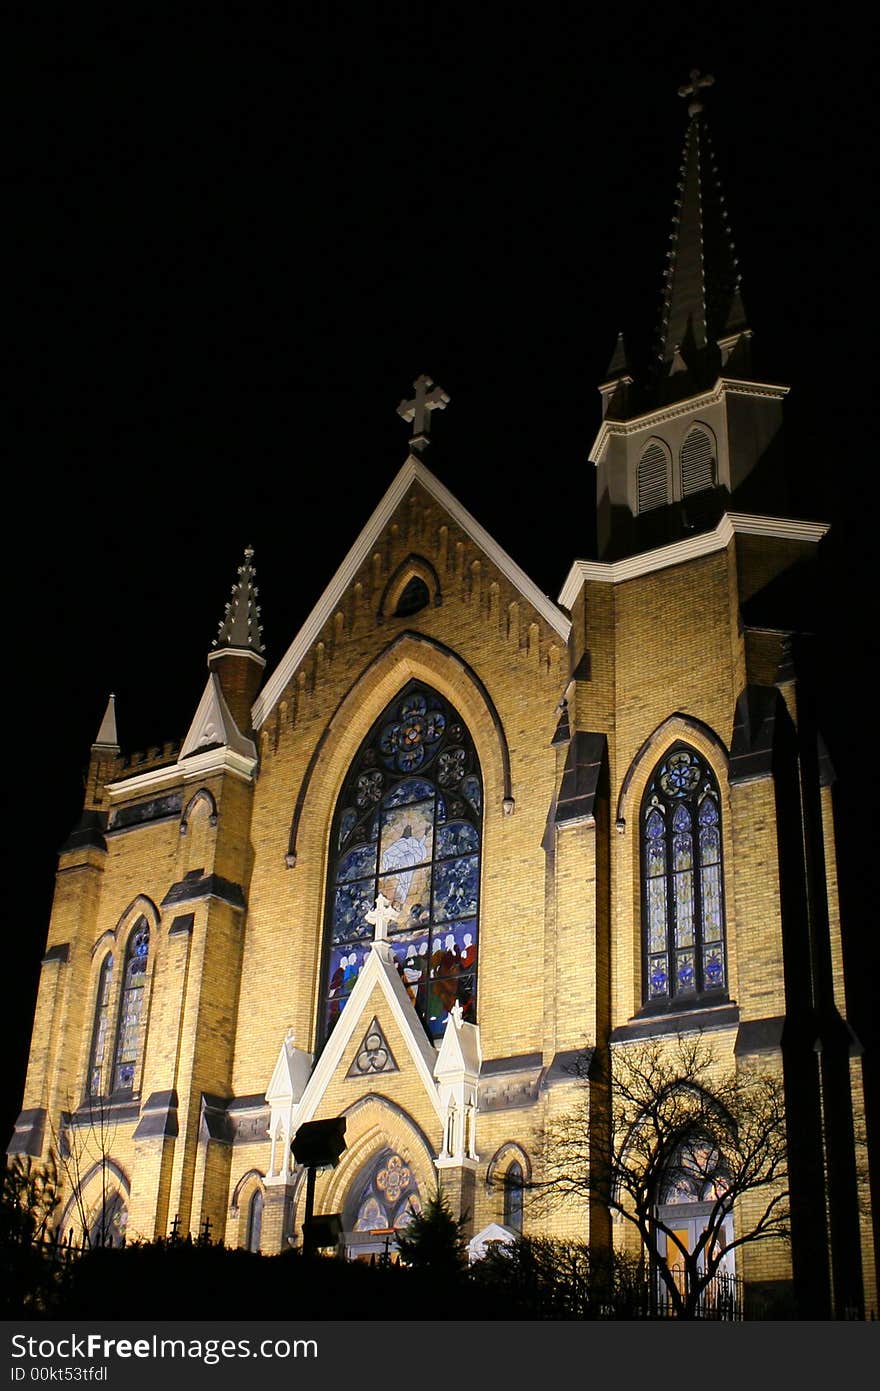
left=605, top=330, right=630, bottom=379
left=653, top=72, right=746, bottom=388
left=212, top=545, right=265, bottom=655
left=92, top=693, right=119, bottom=751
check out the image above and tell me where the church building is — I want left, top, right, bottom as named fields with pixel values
left=10, top=73, right=875, bottom=1319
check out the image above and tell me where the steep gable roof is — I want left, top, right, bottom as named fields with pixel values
left=252, top=454, right=571, bottom=728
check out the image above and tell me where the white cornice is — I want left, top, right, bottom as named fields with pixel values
left=589, top=376, right=790, bottom=459
left=290, top=942, right=443, bottom=1129
left=252, top=455, right=571, bottom=729
left=106, top=745, right=257, bottom=802
left=558, top=512, right=830, bottom=607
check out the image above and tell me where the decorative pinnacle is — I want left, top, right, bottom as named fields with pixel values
left=678, top=68, right=714, bottom=117
left=212, top=544, right=265, bottom=655
left=397, top=374, right=450, bottom=453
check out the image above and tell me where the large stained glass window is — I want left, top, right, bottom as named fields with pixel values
left=322, top=681, right=482, bottom=1044
left=641, top=746, right=726, bottom=1005
left=111, top=918, right=151, bottom=1094
left=86, top=953, right=114, bottom=1097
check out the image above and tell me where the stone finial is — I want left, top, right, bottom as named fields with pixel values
left=212, top=545, right=265, bottom=654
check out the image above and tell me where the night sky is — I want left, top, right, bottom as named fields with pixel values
left=4, top=10, right=875, bottom=1149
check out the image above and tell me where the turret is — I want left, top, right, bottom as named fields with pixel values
left=207, top=546, right=266, bottom=734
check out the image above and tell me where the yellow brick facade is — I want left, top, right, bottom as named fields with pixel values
left=10, top=447, right=876, bottom=1318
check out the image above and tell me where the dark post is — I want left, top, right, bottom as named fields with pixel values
left=291, top=1117, right=347, bottom=1258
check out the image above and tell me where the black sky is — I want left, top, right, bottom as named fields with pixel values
left=4, top=8, right=876, bottom=1145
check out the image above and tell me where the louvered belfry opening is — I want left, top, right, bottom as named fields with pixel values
left=637, top=442, right=669, bottom=512
left=681, top=427, right=716, bottom=496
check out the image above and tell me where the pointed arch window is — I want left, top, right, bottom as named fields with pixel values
left=246, top=1190, right=264, bottom=1253
left=680, top=427, right=716, bottom=496
left=111, top=918, right=151, bottom=1094
left=642, top=746, right=726, bottom=1005
left=395, top=576, right=430, bottom=617
left=321, top=680, right=482, bottom=1045
left=637, top=442, right=670, bottom=512
left=87, top=953, right=114, bottom=1097
left=503, top=1160, right=524, bottom=1234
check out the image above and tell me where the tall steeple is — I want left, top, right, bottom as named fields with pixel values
left=589, top=71, right=790, bottom=560
left=207, top=545, right=266, bottom=734
left=651, top=70, right=750, bottom=402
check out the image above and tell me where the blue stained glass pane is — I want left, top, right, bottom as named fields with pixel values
left=646, top=808, right=665, bottom=838
left=384, top=778, right=434, bottom=808
left=433, top=855, right=479, bottom=921
left=397, top=744, right=425, bottom=772
left=424, top=710, right=446, bottom=742
left=332, top=880, right=375, bottom=944
left=397, top=899, right=432, bottom=931
left=327, top=945, right=366, bottom=1000
left=699, top=825, right=720, bottom=866
left=649, top=957, right=668, bottom=997
left=673, top=830, right=692, bottom=873
left=460, top=775, right=481, bottom=811
left=337, top=843, right=378, bottom=883
left=660, top=752, right=701, bottom=797
left=647, top=841, right=665, bottom=877
left=698, top=795, right=719, bottom=827
left=676, top=951, right=695, bottom=990
left=380, top=723, right=400, bottom=756
left=647, top=877, right=667, bottom=952
left=437, top=821, right=479, bottom=858
left=674, top=870, right=694, bottom=946
left=338, top=809, right=357, bottom=847
left=400, top=693, right=427, bottom=717
left=436, top=794, right=447, bottom=823
left=701, top=863, right=723, bottom=939
left=703, top=948, right=725, bottom=988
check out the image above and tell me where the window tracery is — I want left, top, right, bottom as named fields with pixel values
left=321, top=680, right=482, bottom=1044
left=641, top=746, right=726, bottom=1005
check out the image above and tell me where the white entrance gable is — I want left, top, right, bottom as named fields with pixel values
left=287, top=937, right=445, bottom=1131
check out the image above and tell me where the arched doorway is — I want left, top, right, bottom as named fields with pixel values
left=342, top=1148, right=423, bottom=1262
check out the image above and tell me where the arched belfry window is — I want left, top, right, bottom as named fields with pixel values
left=322, top=680, right=482, bottom=1044
left=87, top=953, right=114, bottom=1097
left=637, top=441, right=670, bottom=513
left=641, top=746, right=726, bottom=1005
left=680, top=426, right=716, bottom=496
left=111, top=918, right=151, bottom=1094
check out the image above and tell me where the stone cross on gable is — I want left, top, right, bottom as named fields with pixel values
left=366, top=893, right=401, bottom=944
left=397, top=374, right=450, bottom=452
left=678, top=68, right=714, bottom=117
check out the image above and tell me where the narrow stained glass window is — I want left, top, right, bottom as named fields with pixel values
left=504, top=1161, right=524, bottom=1234
left=322, top=681, right=482, bottom=1045
left=111, top=919, right=150, bottom=1095
left=87, top=953, right=114, bottom=1097
left=641, top=746, right=726, bottom=1005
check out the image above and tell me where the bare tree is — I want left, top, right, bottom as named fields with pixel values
left=538, top=1033, right=790, bottom=1318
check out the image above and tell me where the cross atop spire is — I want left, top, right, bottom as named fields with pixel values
left=678, top=68, right=714, bottom=117
left=212, top=545, right=265, bottom=655
left=397, top=374, right=450, bottom=453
